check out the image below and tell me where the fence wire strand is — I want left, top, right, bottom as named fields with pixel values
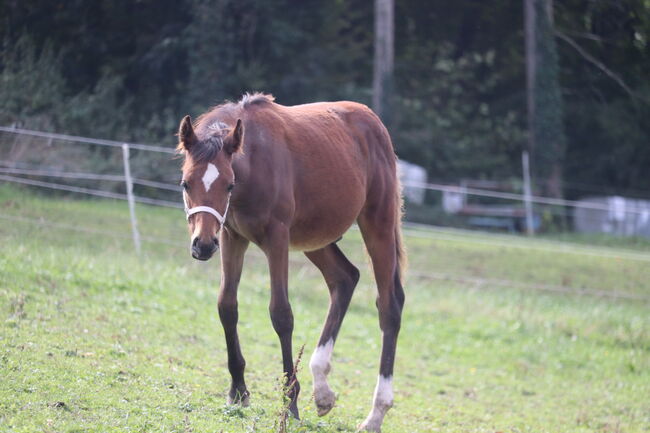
left=0, top=126, right=175, bottom=154
left=0, top=174, right=182, bottom=208
left=403, top=181, right=650, bottom=216
left=1, top=212, right=648, bottom=302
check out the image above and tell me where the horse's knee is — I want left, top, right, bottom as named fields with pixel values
left=269, top=303, right=294, bottom=336
left=218, top=297, right=238, bottom=327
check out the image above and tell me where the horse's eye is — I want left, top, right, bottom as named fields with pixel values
left=227, top=183, right=235, bottom=192
left=180, top=180, right=189, bottom=191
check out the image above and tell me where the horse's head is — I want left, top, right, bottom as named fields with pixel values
left=177, top=115, right=244, bottom=260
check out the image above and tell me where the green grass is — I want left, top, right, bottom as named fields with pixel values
left=1, top=185, right=649, bottom=432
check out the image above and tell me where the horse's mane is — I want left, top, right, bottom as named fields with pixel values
left=195, top=92, right=275, bottom=129
left=179, top=121, right=228, bottom=168
left=181, top=93, right=274, bottom=166
left=240, top=92, right=275, bottom=107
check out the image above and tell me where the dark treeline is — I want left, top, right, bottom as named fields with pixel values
left=1, top=0, right=649, bottom=197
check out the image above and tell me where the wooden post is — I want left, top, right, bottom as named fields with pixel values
left=524, top=0, right=537, bottom=233
left=522, top=150, right=535, bottom=235
left=122, top=143, right=141, bottom=254
left=373, top=0, right=394, bottom=122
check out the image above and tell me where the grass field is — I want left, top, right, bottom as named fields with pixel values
left=1, top=185, right=649, bottom=433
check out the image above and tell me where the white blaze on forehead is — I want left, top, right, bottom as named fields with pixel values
left=202, top=163, right=220, bottom=192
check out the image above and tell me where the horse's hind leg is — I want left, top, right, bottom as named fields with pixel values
left=305, top=243, right=360, bottom=416
left=356, top=207, right=405, bottom=432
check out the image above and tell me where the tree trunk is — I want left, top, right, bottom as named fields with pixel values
left=524, top=0, right=536, bottom=159
left=524, top=0, right=565, bottom=199
left=373, top=0, right=394, bottom=126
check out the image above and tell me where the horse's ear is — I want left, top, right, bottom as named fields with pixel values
left=177, top=115, right=197, bottom=152
left=224, top=119, right=244, bottom=155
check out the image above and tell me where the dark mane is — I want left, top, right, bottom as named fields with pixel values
left=195, top=92, right=276, bottom=127
left=179, top=121, right=229, bottom=168
left=240, top=92, right=275, bottom=107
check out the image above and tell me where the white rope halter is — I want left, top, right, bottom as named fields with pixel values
left=183, top=192, right=230, bottom=227
left=185, top=205, right=227, bottom=225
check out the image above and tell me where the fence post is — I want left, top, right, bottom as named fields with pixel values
left=522, top=150, right=535, bottom=235
left=122, top=143, right=141, bottom=254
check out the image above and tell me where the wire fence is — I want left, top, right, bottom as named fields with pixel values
left=2, top=211, right=648, bottom=302
left=0, top=126, right=175, bottom=154
left=402, top=180, right=650, bottom=216
left=0, top=167, right=181, bottom=192
left=2, top=125, right=650, bottom=251
left=0, top=174, right=181, bottom=208
left=2, top=126, right=649, bottom=303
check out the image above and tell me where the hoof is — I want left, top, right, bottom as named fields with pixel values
left=288, top=401, right=300, bottom=420
left=314, top=386, right=336, bottom=416
left=357, top=419, right=381, bottom=433
left=227, top=389, right=250, bottom=407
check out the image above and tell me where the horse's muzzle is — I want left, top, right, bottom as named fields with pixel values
left=191, top=236, right=219, bottom=261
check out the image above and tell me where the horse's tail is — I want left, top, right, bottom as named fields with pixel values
left=394, top=170, right=407, bottom=283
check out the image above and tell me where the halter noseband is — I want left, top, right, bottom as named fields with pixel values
left=185, top=205, right=227, bottom=225
left=183, top=193, right=231, bottom=227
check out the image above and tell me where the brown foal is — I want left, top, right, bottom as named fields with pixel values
left=177, top=93, right=405, bottom=432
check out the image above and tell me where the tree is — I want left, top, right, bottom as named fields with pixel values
left=525, top=0, right=566, bottom=198
left=373, top=0, right=394, bottom=126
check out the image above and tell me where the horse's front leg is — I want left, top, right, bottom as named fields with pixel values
left=262, top=224, right=300, bottom=418
left=218, top=229, right=250, bottom=406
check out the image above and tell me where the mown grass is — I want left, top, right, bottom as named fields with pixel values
left=1, top=185, right=649, bottom=432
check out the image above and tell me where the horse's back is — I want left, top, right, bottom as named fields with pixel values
left=282, top=100, right=396, bottom=178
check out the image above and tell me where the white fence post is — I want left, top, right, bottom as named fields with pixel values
left=522, top=150, right=535, bottom=235
left=122, top=144, right=141, bottom=254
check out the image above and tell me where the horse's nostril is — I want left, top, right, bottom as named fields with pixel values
left=192, top=237, right=199, bottom=247
left=212, top=237, right=219, bottom=245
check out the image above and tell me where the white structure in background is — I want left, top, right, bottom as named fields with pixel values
left=397, top=160, right=427, bottom=204
left=574, top=196, right=650, bottom=238
left=442, top=186, right=466, bottom=214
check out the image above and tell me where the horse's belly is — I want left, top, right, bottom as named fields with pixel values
left=288, top=205, right=360, bottom=252
left=288, top=226, right=351, bottom=252
left=287, top=135, right=367, bottom=251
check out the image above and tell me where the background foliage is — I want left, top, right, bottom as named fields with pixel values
left=1, top=0, right=649, bottom=197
